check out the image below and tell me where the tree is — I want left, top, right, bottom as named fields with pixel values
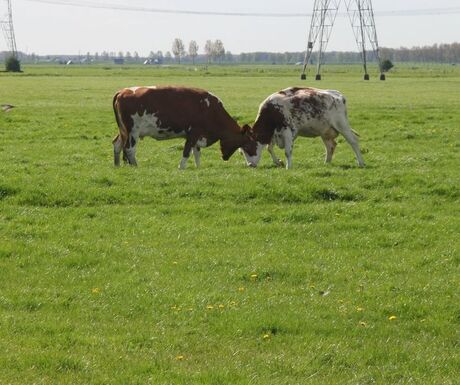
left=284, top=52, right=292, bottom=64
left=172, top=38, right=185, bottom=64
left=5, top=56, right=21, bottom=72
left=225, top=51, right=234, bottom=63
left=188, top=40, right=199, bottom=65
left=204, top=40, right=213, bottom=64
left=165, top=51, right=172, bottom=64
left=213, top=40, right=225, bottom=63
left=156, top=51, right=164, bottom=64
left=381, top=59, right=394, bottom=72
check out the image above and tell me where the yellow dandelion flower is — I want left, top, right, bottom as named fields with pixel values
left=230, top=301, right=237, bottom=306
left=238, top=287, right=245, bottom=292
left=263, top=333, right=271, bottom=340
left=206, top=305, right=214, bottom=310
left=359, top=321, right=367, bottom=327
left=175, top=355, right=184, bottom=361
left=218, top=304, right=225, bottom=309
left=91, top=287, right=100, bottom=294
left=357, top=307, right=364, bottom=312
left=389, top=315, right=397, bottom=321
left=250, top=274, right=258, bottom=280
left=172, top=261, right=178, bottom=265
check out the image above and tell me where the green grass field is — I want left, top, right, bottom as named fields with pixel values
left=0, top=64, right=459, bottom=385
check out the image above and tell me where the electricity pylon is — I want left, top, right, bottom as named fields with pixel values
left=301, top=0, right=385, bottom=80
left=301, top=0, right=341, bottom=81
left=1, top=0, right=18, bottom=57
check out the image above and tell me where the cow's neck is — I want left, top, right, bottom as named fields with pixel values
left=252, top=122, right=273, bottom=145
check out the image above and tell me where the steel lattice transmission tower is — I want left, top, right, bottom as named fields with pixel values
left=1, top=0, right=18, bottom=57
left=301, top=0, right=385, bottom=81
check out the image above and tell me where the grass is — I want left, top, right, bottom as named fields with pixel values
left=0, top=63, right=459, bottom=385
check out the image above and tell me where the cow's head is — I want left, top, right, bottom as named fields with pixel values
left=240, top=124, right=264, bottom=167
left=221, top=124, right=258, bottom=161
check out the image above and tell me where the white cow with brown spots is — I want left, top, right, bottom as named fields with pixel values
left=112, top=86, right=257, bottom=169
left=242, top=87, right=365, bottom=169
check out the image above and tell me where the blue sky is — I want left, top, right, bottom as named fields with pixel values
left=6, top=0, right=460, bottom=55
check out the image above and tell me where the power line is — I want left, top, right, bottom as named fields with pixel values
left=24, top=0, right=309, bottom=17
left=23, top=0, right=460, bottom=18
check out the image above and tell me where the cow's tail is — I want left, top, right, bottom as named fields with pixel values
left=112, top=91, right=128, bottom=147
left=341, top=99, right=360, bottom=138
left=112, top=91, right=130, bottom=166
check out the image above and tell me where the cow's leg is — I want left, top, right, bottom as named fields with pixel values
left=267, top=142, right=284, bottom=167
left=179, top=140, right=193, bottom=170
left=282, top=129, right=294, bottom=169
left=113, top=134, right=122, bottom=166
left=339, top=127, right=365, bottom=167
left=321, top=137, right=337, bottom=164
left=125, top=134, right=138, bottom=166
left=192, top=146, right=201, bottom=168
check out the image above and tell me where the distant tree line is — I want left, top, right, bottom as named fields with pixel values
left=380, top=43, right=460, bottom=64
left=2, top=42, right=459, bottom=65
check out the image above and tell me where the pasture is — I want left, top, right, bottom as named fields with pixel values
left=0, top=64, right=459, bottom=385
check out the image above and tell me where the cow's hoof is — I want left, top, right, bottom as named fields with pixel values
left=275, top=160, right=285, bottom=168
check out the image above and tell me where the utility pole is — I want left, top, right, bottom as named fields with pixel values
left=301, top=0, right=385, bottom=80
left=1, top=0, right=18, bottom=57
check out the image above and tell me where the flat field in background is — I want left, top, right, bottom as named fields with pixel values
left=0, top=64, right=459, bottom=385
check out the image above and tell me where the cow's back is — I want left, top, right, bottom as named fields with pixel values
left=115, top=86, right=220, bottom=124
left=275, top=87, right=346, bottom=117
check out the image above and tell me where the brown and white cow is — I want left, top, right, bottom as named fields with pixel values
left=112, top=86, right=256, bottom=169
left=241, top=87, right=365, bottom=169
